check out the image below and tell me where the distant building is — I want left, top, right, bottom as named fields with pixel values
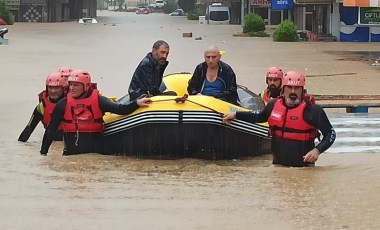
left=5, top=0, right=97, bottom=22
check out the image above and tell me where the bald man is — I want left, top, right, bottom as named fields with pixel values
left=187, top=45, right=238, bottom=105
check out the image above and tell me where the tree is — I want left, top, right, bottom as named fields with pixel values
left=0, top=1, right=14, bottom=25
left=178, top=0, right=195, bottom=13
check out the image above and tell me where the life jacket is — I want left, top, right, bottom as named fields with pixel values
left=304, top=93, right=315, bottom=104
left=260, top=89, right=272, bottom=104
left=38, top=90, right=63, bottom=130
left=268, top=99, right=318, bottom=141
left=62, top=89, right=104, bottom=133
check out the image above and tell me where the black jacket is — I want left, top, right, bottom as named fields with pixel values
left=187, top=61, right=238, bottom=105
left=128, top=52, right=168, bottom=101
left=236, top=98, right=336, bottom=167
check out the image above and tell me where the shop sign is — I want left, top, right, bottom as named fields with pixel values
left=272, top=0, right=294, bottom=10
left=359, top=7, right=380, bottom=25
left=251, top=0, right=271, bottom=6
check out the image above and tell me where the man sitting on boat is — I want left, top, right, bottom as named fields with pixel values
left=40, top=70, right=151, bottom=156
left=259, top=66, right=283, bottom=104
left=187, top=45, right=238, bottom=105
left=128, top=40, right=170, bottom=101
left=223, top=70, right=336, bottom=167
left=18, top=72, right=67, bottom=142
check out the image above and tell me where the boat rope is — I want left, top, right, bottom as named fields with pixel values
left=148, top=94, right=224, bottom=116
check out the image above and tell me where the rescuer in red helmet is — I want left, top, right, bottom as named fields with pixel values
left=223, top=70, right=336, bottom=167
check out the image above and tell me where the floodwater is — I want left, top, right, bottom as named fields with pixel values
left=1, top=11, right=380, bottom=229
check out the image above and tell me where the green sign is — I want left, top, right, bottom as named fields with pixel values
left=359, top=7, right=380, bottom=25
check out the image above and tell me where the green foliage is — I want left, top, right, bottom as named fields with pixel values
left=273, top=20, right=298, bottom=42
left=0, top=0, right=14, bottom=25
left=163, top=2, right=177, bottom=14
left=243, top=13, right=265, bottom=34
left=178, top=0, right=195, bottom=13
left=247, top=31, right=270, bottom=37
left=187, top=11, right=200, bottom=20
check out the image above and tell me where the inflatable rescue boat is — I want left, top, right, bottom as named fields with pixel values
left=102, top=73, right=271, bottom=160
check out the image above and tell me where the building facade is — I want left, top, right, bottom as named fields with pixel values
left=5, top=0, right=97, bottom=22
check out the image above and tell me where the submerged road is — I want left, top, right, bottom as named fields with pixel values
left=0, top=10, right=379, bottom=230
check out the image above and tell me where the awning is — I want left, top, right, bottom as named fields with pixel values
left=344, top=0, right=380, bottom=7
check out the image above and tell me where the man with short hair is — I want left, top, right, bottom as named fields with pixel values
left=223, top=70, right=336, bottom=167
left=128, top=40, right=170, bottom=101
left=187, top=45, right=238, bottom=105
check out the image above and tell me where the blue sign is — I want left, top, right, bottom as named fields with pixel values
left=272, top=0, right=294, bottom=10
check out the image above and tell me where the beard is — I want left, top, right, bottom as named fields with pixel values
left=285, top=94, right=301, bottom=107
left=158, top=58, right=166, bottom=65
left=268, top=86, right=281, bottom=98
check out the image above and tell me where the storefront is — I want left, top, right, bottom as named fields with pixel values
left=340, top=1, right=380, bottom=42
left=6, top=0, right=97, bottom=22
left=250, top=0, right=292, bottom=25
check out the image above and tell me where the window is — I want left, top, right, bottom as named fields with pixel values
left=210, top=11, right=229, bottom=21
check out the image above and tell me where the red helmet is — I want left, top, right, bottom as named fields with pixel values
left=46, top=72, right=66, bottom=87
left=58, top=67, right=73, bottom=77
left=68, top=70, right=91, bottom=85
left=266, top=67, right=284, bottom=80
left=282, top=71, right=305, bottom=87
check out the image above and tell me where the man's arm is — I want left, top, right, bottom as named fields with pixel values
left=187, top=64, right=202, bottom=95
left=99, top=96, right=139, bottom=115
left=18, top=105, right=43, bottom=142
left=305, top=105, right=336, bottom=154
left=40, top=99, right=66, bottom=155
left=236, top=100, right=274, bottom=123
left=222, top=66, right=238, bottom=104
left=129, top=60, right=155, bottom=101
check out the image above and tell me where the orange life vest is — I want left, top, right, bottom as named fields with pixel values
left=62, top=89, right=104, bottom=133
left=260, top=89, right=272, bottom=104
left=38, top=90, right=63, bottom=130
left=268, top=99, right=318, bottom=141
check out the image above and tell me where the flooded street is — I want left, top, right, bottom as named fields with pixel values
left=1, top=11, right=380, bottom=229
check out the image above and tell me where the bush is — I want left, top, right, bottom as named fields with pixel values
left=273, top=20, right=298, bottom=42
left=187, top=11, right=200, bottom=20
left=0, top=0, right=14, bottom=25
left=243, top=13, right=265, bottom=34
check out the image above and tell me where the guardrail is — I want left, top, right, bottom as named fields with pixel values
left=314, top=95, right=380, bottom=113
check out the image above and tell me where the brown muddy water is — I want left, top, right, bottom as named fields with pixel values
left=1, top=11, right=380, bottom=229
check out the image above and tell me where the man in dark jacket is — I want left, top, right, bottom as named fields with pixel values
left=187, top=45, right=238, bottom=105
left=128, top=40, right=169, bottom=101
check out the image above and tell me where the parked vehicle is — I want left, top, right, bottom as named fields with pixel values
left=136, top=7, right=149, bottom=14
left=206, top=2, right=230, bottom=25
left=149, top=0, right=166, bottom=9
left=169, top=9, right=185, bottom=16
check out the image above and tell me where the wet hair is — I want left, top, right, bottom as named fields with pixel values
left=152, top=40, right=169, bottom=50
